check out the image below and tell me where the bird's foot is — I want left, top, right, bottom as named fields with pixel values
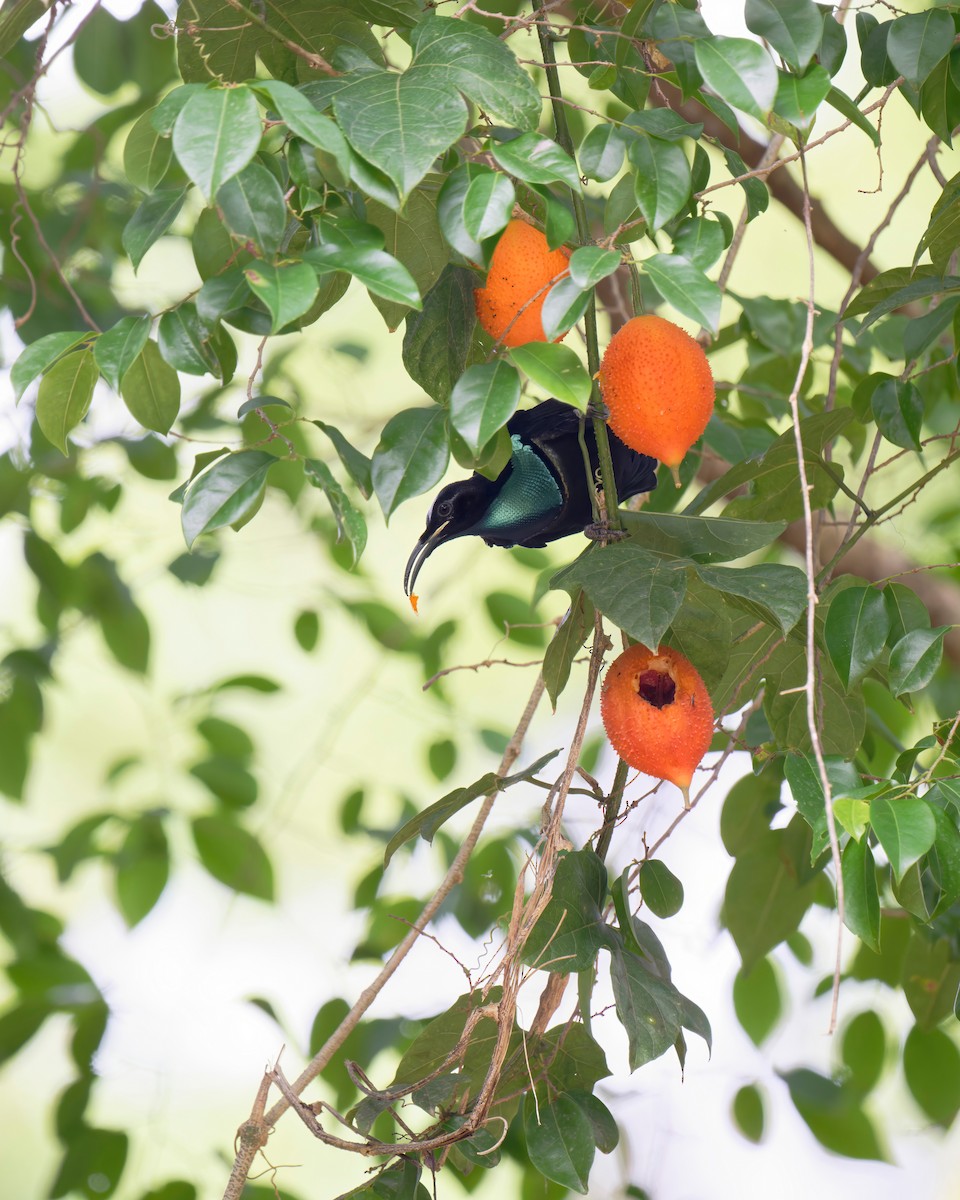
left=584, top=523, right=629, bottom=542
left=585, top=398, right=610, bottom=421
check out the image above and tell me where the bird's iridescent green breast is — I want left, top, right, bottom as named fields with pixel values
left=472, top=435, right=562, bottom=535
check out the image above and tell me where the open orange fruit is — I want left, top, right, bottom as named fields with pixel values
left=474, top=218, right=571, bottom=347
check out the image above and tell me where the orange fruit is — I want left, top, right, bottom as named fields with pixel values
left=598, top=314, right=714, bottom=478
left=600, top=641, right=714, bottom=801
left=474, top=218, right=571, bottom=347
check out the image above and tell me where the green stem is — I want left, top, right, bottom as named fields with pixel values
left=596, top=758, right=629, bottom=862
left=533, top=0, right=622, bottom=533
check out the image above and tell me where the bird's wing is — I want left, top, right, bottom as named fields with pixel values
left=507, top=398, right=581, bottom=447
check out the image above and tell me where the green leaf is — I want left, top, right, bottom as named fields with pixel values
left=94, top=316, right=151, bottom=393
left=524, top=1092, right=594, bottom=1195
left=883, top=583, right=931, bottom=646
left=672, top=216, right=726, bottom=270
left=694, top=562, right=806, bottom=635
left=609, top=944, right=684, bottom=1069
left=888, top=626, right=949, bottom=696
left=781, top=1069, right=887, bottom=1161
left=216, top=161, right=286, bottom=259
left=886, top=9, right=955, bottom=89
left=642, top=254, right=721, bottom=333
left=244, top=262, right=319, bottom=333
left=12, top=331, right=89, bottom=402
left=566, top=1091, right=619, bottom=1155
left=541, top=278, right=591, bottom=342
left=448, top=357, right=518, bottom=456
left=410, top=16, right=542, bottom=129
left=158, top=304, right=215, bottom=377
left=123, top=109, right=174, bottom=192
left=492, top=132, right=581, bottom=192
left=774, top=65, right=832, bottom=132
left=695, top=37, right=778, bottom=121
left=120, top=340, right=181, bottom=434
left=904, top=1024, right=960, bottom=1126
left=371, top=406, right=449, bottom=519
left=523, top=849, right=608, bottom=974
left=733, top=957, right=782, bottom=1046
left=180, top=450, right=275, bottom=548
left=383, top=750, right=560, bottom=866
left=784, top=753, right=830, bottom=862
left=826, top=85, right=879, bottom=146
left=191, top=814, right=274, bottom=900
left=462, top=171, right=515, bottom=242
left=122, top=187, right=187, bottom=271
left=189, top=757, right=257, bottom=809
left=251, top=79, right=350, bottom=167
left=745, top=0, right=824, bottom=71
left=763, top=640, right=865, bottom=759
left=305, top=244, right=421, bottom=310
left=841, top=827, right=880, bottom=953
left=629, top=135, right=692, bottom=233
left=50, top=1127, right=128, bottom=1200
left=621, top=511, right=785, bottom=562
left=855, top=272, right=960, bottom=330
left=871, top=377, right=923, bottom=451
left=732, top=1084, right=765, bottom=1143
left=568, top=246, right=621, bottom=291
left=115, top=813, right=169, bottom=927
left=903, top=932, right=960, bottom=1030
left=552, top=544, right=688, bottom=652
left=543, top=590, right=593, bottom=709
left=509, top=344, right=592, bottom=411
left=579, top=125, right=627, bottom=182
left=823, top=584, right=890, bottom=690
left=36, top=349, right=98, bottom=454
left=841, top=1009, right=885, bottom=1096
left=869, top=795, right=936, bottom=881
left=311, top=421, right=372, bottom=499
left=304, top=458, right=367, bottom=569
left=172, top=85, right=262, bottom=201
left=197, top=716, right=254, bottom=762
left=403, top=265, right=477, bottom=406
left=0, top=0, right=46, bottom=62
left=366, top=189, right=447, bottom=328
left=637, top=859, right=683, bottom=918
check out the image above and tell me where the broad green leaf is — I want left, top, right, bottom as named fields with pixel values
left=462, top=170, right=515, bottom=242
left=172, top=85, right=262, bottom=201
left=774, top=65, right=832, bottom=132
left=305, top=244, right=421, bottom=310
left=929, top=804, right=960, bottom=916
left=826, top=85, right=879, bottom=145
left=122, top=188, right=187, bottom=271
left=781, top=1069, right=887, bottom=1161
left=523, top=849, right=608, bottom=974
left=568, top=247, right=621, bottom=291
left=158, top=304, right=214, bottom=377
left=509, top=344, right=592, bottom=410
left=12, top=331, right=89, bottom=402
left=650, top=3, right=710, bottom=97
left=371, top=406, right=449, bottom=519
left=745, top=0, right=823, bottom=71
left=854, top=272, right=960, bottom=330
left=566, top=1091, right=619, bottom=1155
left=124, top=109, right=173, bottom=192
left=882, top=585, right=930, bottom=649
left=449, top=361, right=520, bottom=457
left=120, top=340, right=181, bottom=434
left=625, top=110, right=704, bottom=142
left=366, top=190, right=446, bottom=328
left=733, top=957, right=782, bottom=1046
left=216, top=162, right=286, bottom=259
left=579, top=125, right=627, bottom=182
left=841, top=1010, right=885, bottom=1096
left=643, top=254, right=721, bottom=333
left=524, top=1092, right=594, bottom=1195
left=637, top=859, right=683, bottom=918
left=49, top=1127, right=129, bottom=1200
left=36, top=349, right=98, bottom=454
left=180, top=450, right=275, bottom=548
left=436, top=163, right=484, bottom=261
left=904, top=1025, right=960, bottom=1127
left=888, top=626, right=949, bottom=696
left=695, top=37, right=778, bottom=121
left=886, top=9, right=955, bottom=89
left=244, top=262, right=319, bottom=333
left=251, top=79, right=349, bottom=167
left=785, top=753, right=830, bottom=862
left=629, top=135, right=692, bottom=233
left=840, top=835, right=879, bottom=953
left=410, top=15, right=542, bottom=129
left=384, top=751, right=560, bottom=866
left=311, top=421, right=372, bottom=499
left=720, top=145, right=769, bottom=219
left=672, top=217, right=727, bottom=270
left=763, top=640, right=865, bottom=759
left=621, top=511, right=785, bottom=562
left=0, top=0, right=46, bottom=61
left=699, top=562, right=805, bottom=637
left=304, top=459, right=367, bottom=569
left=869, top=795, right=936, bottom=881
left=541, top=278, right=592, bottom=342
left=871, top=377, right=923, bottom=451
left=333, top=68, right=466, bottom=204
left=609, top=945, right=684, bottom=1069
left=552, top=544, right=688, bottom=652
left=543, top=590, right=593, bottom=708
left=902, top=933, right=960, bottom=1030
left=191, top=814, right=274, bottom=900
left=833, top=791, right=874, bottom=840
left=823, top=584, right=890, bottom=690
left=732, top=1084, right=765, bottom=1143
left=94, top=316, right=151, bottom=393
left=115, top=813, right=169, bottom=927
left=491, top=132, right=581, bottom=192
left=402, top=266, right=477, bottom=405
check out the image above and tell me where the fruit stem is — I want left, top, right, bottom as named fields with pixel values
left=532, top=0, right=622, bottom=534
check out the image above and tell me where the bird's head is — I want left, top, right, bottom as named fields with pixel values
left=403, top=475, right=496, bottom=597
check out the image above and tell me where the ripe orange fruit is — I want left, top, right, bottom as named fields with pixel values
left=474, top=218, right=571, bottom=347
left=600, top=641, right=714, bottom=803
left=598, top=314, right=714, bottom=481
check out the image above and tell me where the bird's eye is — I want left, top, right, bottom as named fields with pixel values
left=436, top=500, right=454, bottom=520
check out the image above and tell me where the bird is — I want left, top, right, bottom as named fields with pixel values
left=404, top=398, right=658, bottom=597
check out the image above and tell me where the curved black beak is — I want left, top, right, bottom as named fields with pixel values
left=403, top=527, right=448, bottom=596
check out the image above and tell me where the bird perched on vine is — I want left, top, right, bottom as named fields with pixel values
left=404, top=398, right=657, bottom=599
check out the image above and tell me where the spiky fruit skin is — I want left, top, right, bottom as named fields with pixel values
left=598, top=314, right=715, bottom=469
left=474, top=218, right=571, bottom=347
left=600, top=642, right=714, bottom=792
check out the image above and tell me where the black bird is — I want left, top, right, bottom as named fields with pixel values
left=404, top=398, right=658, bottom=596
